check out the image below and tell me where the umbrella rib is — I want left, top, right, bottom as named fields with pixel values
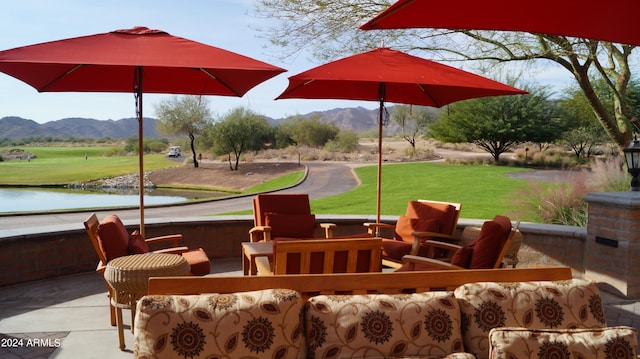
left=199, top=68, right=242, bottom=97
left=416, top=84, right=442, bottom=107
left=40, top=64, right=84, bottom=92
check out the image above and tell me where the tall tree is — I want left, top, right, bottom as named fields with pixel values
left=253, top=0, right=638, bottom=151
left=276, top=115, right=339, bottom=148
left=392, top=105, right=436, bottom=151
left=155, top=95, right=211, bottom=168
left=558, top=84, right=610, bottom=159
left=209, top=107, right=273, bottom=170
left=429, top=84, right=557, bottom=162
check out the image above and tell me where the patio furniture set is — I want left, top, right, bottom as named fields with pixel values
left=84, top=193, right=637, bottom=358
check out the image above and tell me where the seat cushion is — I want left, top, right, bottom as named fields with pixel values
left=381, top=239, right=413, bottom=261
left=254, top=194, right=311, bottom=226
left=127, top=229, right=148, bottom=255
left=97, top=215, right=129, bottom=262
left=405, top=201, right=457, bottom=235
left=305, top=291, right=464, bottom=358
left=181, top=248, right=210, bottom=276
left=454, top=279, right=607, bottom=359
left=468, top=220, right=509, bottom=269
left=393, top=216, right=440, bottom=243
left=450, top=243, right=474, bottom=268
left=266, top=212, right=316, bottom=238
left=134, top=289, right=304, bottom=359
left=488, top=326, right=637, bottom=359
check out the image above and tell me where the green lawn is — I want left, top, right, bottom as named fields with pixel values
left=243, top=171, right=306, bottom=194
left=309, top=162, right=533, bottom=220
left=1, top=147, right=537, bottom=221
left=0, top=146, right=180, bottom=185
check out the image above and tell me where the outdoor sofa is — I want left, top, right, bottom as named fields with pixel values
left=132, top=267, right=638, bottom=358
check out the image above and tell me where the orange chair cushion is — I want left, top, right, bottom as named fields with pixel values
left=265, top=212, right=316, bottom=238
left=181, top=248, right=211, bottom=276
left=405, top=201, right=457, bottom=235
left=382, top=218, right=439, bottom=261
left=450, top=243, right=474, bottom=268
left=127, top=229, right=148, bottom=255
left=468, top=219, right=511, bottom=269
left=254, top=194, right=311, bottom=226
left=393, top=216, right=440, bottom=242
left=97, top=215, right=129, bottom=262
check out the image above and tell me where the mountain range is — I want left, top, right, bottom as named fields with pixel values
left=0, top=106, right=411, bottom=140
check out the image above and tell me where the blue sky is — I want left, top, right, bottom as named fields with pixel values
left=0, top=1, right=572, bottom=124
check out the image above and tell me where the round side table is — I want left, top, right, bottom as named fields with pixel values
left=104, top=253, right=190, bottom=350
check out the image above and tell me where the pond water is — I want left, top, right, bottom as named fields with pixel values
left=0, top=187, right=227, bottom=213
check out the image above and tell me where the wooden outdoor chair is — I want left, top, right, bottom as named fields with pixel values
left=83, top=213, right=210, bottom=326
left=364, top=199, right=462, bottom=268
left=255, top=237, right=382, bottom=275
left=398, top=215, right=520, bottom=272
left=249, top=193, right=336, bottom=242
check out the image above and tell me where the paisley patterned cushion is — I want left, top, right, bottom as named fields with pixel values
left=305, top=291, right=464, bottom=359
left=488, top=326, right=637, bottom=359
left=454, top=279, right=607, bottom=359
left=133, top=289, right=304, bottom=359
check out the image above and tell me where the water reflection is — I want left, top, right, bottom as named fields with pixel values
left=0, top=187, right=227, bottom=213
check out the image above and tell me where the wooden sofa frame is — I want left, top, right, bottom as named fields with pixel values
left=148, top=266, right=573, bottom=300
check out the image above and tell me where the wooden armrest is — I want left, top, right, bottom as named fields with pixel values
left=409, top=233, right=461, bottom=256
left=420, top=240, right=462, bottom=251
left=145, top=234, right=183, bottom=248
left=319, top=223, right=336, bottom=238
left=249, top=225, right=271, bottom=233
left=364, top=222, right=394, bottom=236
left=363, top=222, right=394, bottom=229
left=401, top=255, right=466, bottom=270
left=249, top=225, right=272, bottom=242
left=153, top=246, right=190, bottom=255
left=411, top=232, right=455, bottom=242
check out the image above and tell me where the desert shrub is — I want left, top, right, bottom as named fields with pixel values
left=514, top=155, right=628, bottom=226
left=104, top=147, right=126, bottom=157
left=589, top=155, right=629, bottom=191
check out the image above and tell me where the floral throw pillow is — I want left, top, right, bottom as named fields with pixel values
left=134, top=289, right=304, bottom=359
left=488, top=326, right=637, bottom=359
left=305, top=291, right=464, bottom=359
left=454, top=279, right=607, bottom=359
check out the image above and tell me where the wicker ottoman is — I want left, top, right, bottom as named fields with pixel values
left=104, top=253, right=190, bottom=350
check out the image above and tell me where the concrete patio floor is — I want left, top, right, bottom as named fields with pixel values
left=0, top=257, right=638, bottom=358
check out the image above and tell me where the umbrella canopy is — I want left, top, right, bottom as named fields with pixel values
left=276, top=47, right=526, bottom=224
left=277, top=48, right=524, bottom=107
left=360, top=0, right=640, bottom=46
left=0, top=26, right=286, bottom=236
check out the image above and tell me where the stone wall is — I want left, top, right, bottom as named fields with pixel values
left=585, top=192, right=640, bottom=298
left=0, top=215, right=588, bottom=289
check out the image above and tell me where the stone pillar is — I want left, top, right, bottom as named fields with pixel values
left=584, top=192, right=640, bottom=299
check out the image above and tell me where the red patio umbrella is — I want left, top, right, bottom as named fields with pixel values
left=360, top=0, right=640, bottom=46
left=0, top=26, right=286, bottom=236
left=276, top=47, right=526, bottom=225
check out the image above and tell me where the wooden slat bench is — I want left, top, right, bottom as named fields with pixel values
left=148, top=266, right=573, bottom=300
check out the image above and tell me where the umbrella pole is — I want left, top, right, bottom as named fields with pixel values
left=376, top=103, right=382, bottom=227
left=136, top=66, right=145, bottom=238
left=376, top=83, right=386, bottom=229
